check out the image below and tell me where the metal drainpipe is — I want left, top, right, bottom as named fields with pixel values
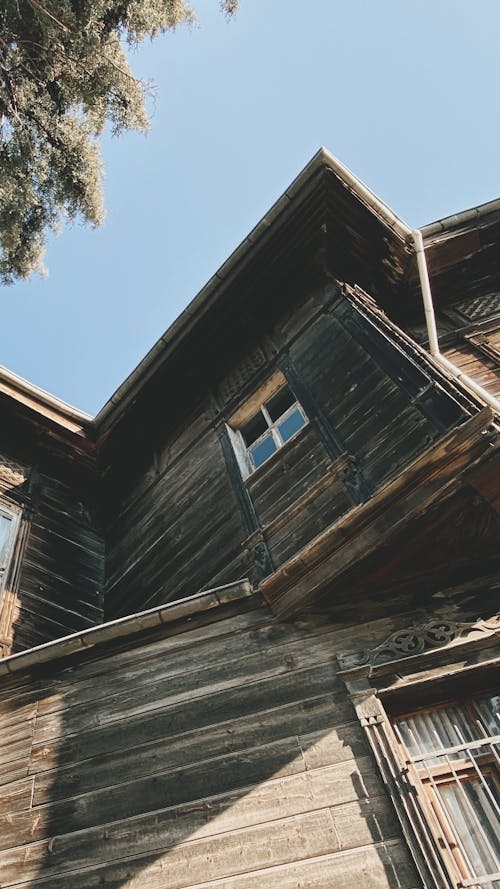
left=317, top=150, right=499, bottom=416
left=412, top=228, right=500, bottom=415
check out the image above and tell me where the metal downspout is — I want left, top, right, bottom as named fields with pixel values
left=412, top=229, right=500, bottom=415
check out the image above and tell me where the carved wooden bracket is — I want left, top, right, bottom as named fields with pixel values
left=338, top=614, right=500, bottom=674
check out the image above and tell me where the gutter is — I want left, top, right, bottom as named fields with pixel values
left=1, top=150, right=498, bottom=430
left=420, top=197, right=500, bottom=238
left=305, top=155, right=500, bottom=415
left=0, top=364, right=93, bottom=428
left=93, top=148, right=412, bottom=431
left=0, top=579, right=254, bottom=676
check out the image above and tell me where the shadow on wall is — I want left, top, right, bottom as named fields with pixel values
left=0, top=610, right=420, bottom=889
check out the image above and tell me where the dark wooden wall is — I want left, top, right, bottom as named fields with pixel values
left=402, top=279, right=500, bottom=404
left=0, top=410, right=104, bottom=655
left=439, top=296, right=500, bottom=402
left=104, top=413, right=250, bottom=618
left=0, top=595, right=423, bottom=889
left=102, top=280, right=468, bottom=620
left=11, top=469, right=104, bottom=653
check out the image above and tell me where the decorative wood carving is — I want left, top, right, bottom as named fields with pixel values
left=454, top=292, right=500, bottom=322
left=218, top=347, right=267, bottom=405
left=338, top=613, right=500, bottom=672
left=0, top=453, right=27, bottom=490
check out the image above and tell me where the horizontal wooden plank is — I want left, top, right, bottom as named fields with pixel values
left=32, top=711, right=365, bottom=804
left=0, top=740, right=383, bottom=851
left=32, top=659, right=341, bottom=747
left=34, top=629, right=338, bottom=723
left=0, top=776, right=34, bottom=816
left=0, top=794, right=402, bottom=888
left=0, top=608, right=410, bottom=710
left=1, top=837, right=419, bottom=889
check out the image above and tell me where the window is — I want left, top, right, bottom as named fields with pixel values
left=393, top=696, right=500, bottom=889
left=228, top=372, right=307, bottom=476
left=0, top=504, right=19, bottom=595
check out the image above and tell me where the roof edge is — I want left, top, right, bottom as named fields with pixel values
left=0, top=363, right=93, bottom=430
left=421, top=197, right=500, bottom=239
left=93, top=147, right=413, bottom=431
left=3, top=150, right=498, bottom=434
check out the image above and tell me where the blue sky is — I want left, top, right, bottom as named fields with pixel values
left=3, top=0, right=500, bottom=415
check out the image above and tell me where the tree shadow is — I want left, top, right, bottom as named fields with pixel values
left=0, top=610, right=422, bottom=889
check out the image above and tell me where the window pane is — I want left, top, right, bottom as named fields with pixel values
left=395, top=700, right=500, bottom=889
left=266, top=386, right=295, bottom=422
left=396, top=705, right=478, bottom=764
left=277, top=408, right=306, bottom=443
left=240, top=411, right=268, bottom=446
left=250, top=433, right=277, bottom=468
left=477, top=696, right=500, bottom=735
left=0, top=514, right=13, bottom=569
left=439, top=778, right=500, bottom=889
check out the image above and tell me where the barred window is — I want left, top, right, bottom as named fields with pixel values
left=393, top=696, right=500, bottom=889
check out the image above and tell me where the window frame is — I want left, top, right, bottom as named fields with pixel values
left=227, top=371, right=308, bottom=479
left=392, top=696, right=500, bottom=889
left=0, top=502, right=21, bottom=597
left=337, top=614, right=500, bottom=889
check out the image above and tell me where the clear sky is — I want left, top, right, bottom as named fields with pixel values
left=3, top=0, right=500, bottom=415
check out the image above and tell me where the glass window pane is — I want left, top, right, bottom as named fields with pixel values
left=266, top=386, right=295, bottom=422
left=439, top=778, right=500, bottom=888
left=277, top=408, right=306, bottom=443
left=477, top=696, right=500, bottom=735
left=240, top=411, right=268, bottom=446
left=396, top=705, right=478, bottom=764
left=250, top=433, right=277, bottom=468
left=0, top=514, right=13, bottom=569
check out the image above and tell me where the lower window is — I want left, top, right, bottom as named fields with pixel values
left=393, top=696, right=500, bottom=889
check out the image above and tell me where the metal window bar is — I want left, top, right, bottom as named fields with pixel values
left=420, top=748, right=499, bottom=886
left=371, top=720, right=454, bottom=889
left=405, top=730, right=500, bottom=889
left=409, top=735, right=500, bottom=766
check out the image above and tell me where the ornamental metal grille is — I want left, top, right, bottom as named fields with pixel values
left=394, top=697, right=500, bottom=889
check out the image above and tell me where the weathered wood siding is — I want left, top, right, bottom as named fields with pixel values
left=12, top=470, right=104, bottom=652
left=404, top=292, right=500, bottom=403
left=104, top=414, right=249, bottom=618
left=103, top=281, right=467, bottom=620
left=442, top=339, right=500, bottom=401
left=0, top=445, right=103, bottom=656
left=0, top=598, right=422, bottom=889
left=284, top=302, right=439, bottom=489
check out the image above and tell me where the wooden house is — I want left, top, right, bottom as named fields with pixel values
left=0, top=148, right=498, bottom=889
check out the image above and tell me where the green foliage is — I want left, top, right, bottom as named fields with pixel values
left=0, top=0, right=237, bottom=283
